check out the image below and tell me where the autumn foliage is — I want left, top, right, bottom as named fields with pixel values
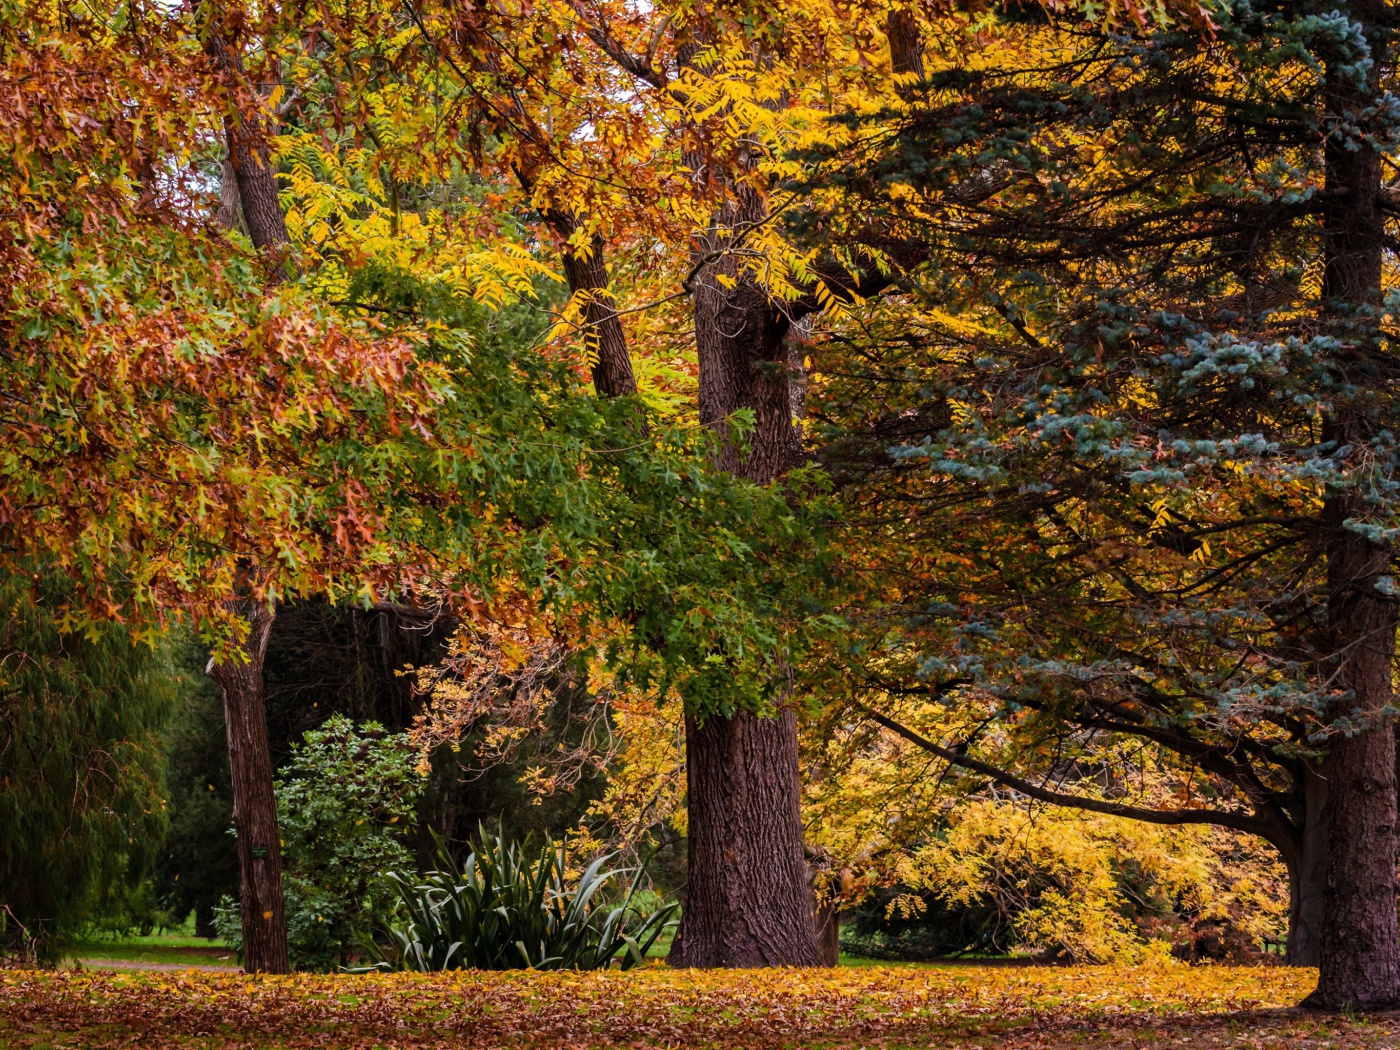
left=0, top=965, right=1366, bottom=1050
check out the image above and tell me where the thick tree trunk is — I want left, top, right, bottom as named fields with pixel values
left=667, top=150, right=820, bottom=965
left=671, top=709, right=820, bottom=967
left=1310, top=513, right=1400, bottom=1006
left=207, top=600, right=288, bottom=974
left=1307, top=15, right=1400, bottom=1004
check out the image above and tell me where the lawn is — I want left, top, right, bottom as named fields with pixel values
left=3, top=964, right=1398, bottom=1048
left=65, top=933, right=238, bottom=970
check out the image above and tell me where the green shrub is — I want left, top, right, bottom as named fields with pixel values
left=216, top=715, right=422, bottom=970
left=367, top=828, right=675, bottom=971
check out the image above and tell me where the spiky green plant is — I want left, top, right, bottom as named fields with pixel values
left=364, top=828, right=675, bottom=971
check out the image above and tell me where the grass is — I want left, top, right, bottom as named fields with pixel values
left=66, top=932, right=238, bottom=970
left=4, top=962, right=1397, bottom=1048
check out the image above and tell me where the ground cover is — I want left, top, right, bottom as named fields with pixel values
left=2, top=964, right=1396, bottom=1049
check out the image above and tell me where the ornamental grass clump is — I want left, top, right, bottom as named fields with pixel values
left=366, top=828, right=675, bottom=971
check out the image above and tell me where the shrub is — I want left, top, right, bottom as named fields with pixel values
left=366, top=828, right=675, bottom=971
left=216, top=716, right=422, bottom=970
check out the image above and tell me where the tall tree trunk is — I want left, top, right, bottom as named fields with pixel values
left=544, top=210, right=637, bottom=399
left=1285, top=762, right=1329, bottom=967
left=667, top=142, right=820, bottom=964
left=1307, top=10, right=1400, bottom=1007
left=200, top=1, right=290, bottom=261
left=200, top=0, right=293, bottom=973
left=207, top=600, right=288, bottom=973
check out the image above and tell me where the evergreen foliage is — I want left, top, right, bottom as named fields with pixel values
left=800, top=0, right=1400, bottom=979
left=0, top=571, right=175, bottom=961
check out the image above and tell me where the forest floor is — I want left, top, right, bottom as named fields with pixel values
left=2, top=964, right=1398, bottom=1049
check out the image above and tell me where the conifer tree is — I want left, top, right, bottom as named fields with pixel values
left=803, top=0, right=1400, bottom=1007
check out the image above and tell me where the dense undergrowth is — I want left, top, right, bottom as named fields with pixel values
left=3, top=965, right=1395, bottom=1049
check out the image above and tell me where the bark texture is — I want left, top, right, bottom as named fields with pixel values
left=545, top=211, right=637, bottom=399
left=207, top=600, right=288, bottom=974
left=200, top=2, right=290, bottom=260
left=814, top=899, right=840, bottom=966
left=216, top=157, right=244, bottom=234
left=887, top=10, right=925, bottom=82
left=1311, top=507, right=1400, bottom=1006
left=1307, top=10, right=1400, bottom=1007
left=672, top=709, right=820, bottom=967
left=1283, top=763, right=1329, bottom=968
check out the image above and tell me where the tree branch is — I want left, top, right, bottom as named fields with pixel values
left=859, top=705, right=1282, bottom=843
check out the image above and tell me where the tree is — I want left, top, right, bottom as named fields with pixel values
left=797, top=0, right=1400, bottom=1006
left=0, top=569, right=175, bottom=962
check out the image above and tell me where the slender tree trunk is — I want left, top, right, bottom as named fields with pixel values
left=544, top=210, right=637, bottom=399
left=1284, top=762, right=1329, bottom=968
left=200, top=1, right=290, bottom=261
left=207, top=600, right=288, bottom=973
left=200, top=1, right=293, bottom=973
left=1307, top=12, right=1400, bottom=1006
left=814, top=898, right=840, bottom=966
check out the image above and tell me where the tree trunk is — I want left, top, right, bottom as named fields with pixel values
left=1285, top=762, right=1329, bottom=967
left=200, top=1, right=290, bottom=260
left=1309, top=513, right=1400, bottom=1006
left=1307, top=17, right=1400, bottom=1003
left=887, top=10, right=925, bottom=83
left=544, top=211, right=637, bottom=399
left=814, top=901, right=840, bottom=966
left=207, top=600, right=288, bottom=974
left=666, top=139, right=819, bottom=964
left=671, top=709, right=820, bottom=967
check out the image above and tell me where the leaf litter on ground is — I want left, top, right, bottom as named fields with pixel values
left=1, top=964, right=1398, bottom=1048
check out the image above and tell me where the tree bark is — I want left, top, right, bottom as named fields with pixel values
left=1306, top=10, right=1400, bottom=1005
left=1284, top=762, right=1329, bottom=967
left=215, top=157, right=244, bottom=234
left=1310, top=508, right=1400, bottom=1005
left=814, top=900, right=840, bottom=966
left=671, top=709, right=820, bottom=967
left=887, top=9, right=925, bottom=84
left=200, top=1, right=290, bottom=260
left=544, top=210, right=637, bottom=399
left=207, top=600, right=288, bottom=974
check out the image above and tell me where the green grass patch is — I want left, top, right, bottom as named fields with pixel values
left=67, top=932, right=237, bottom=969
